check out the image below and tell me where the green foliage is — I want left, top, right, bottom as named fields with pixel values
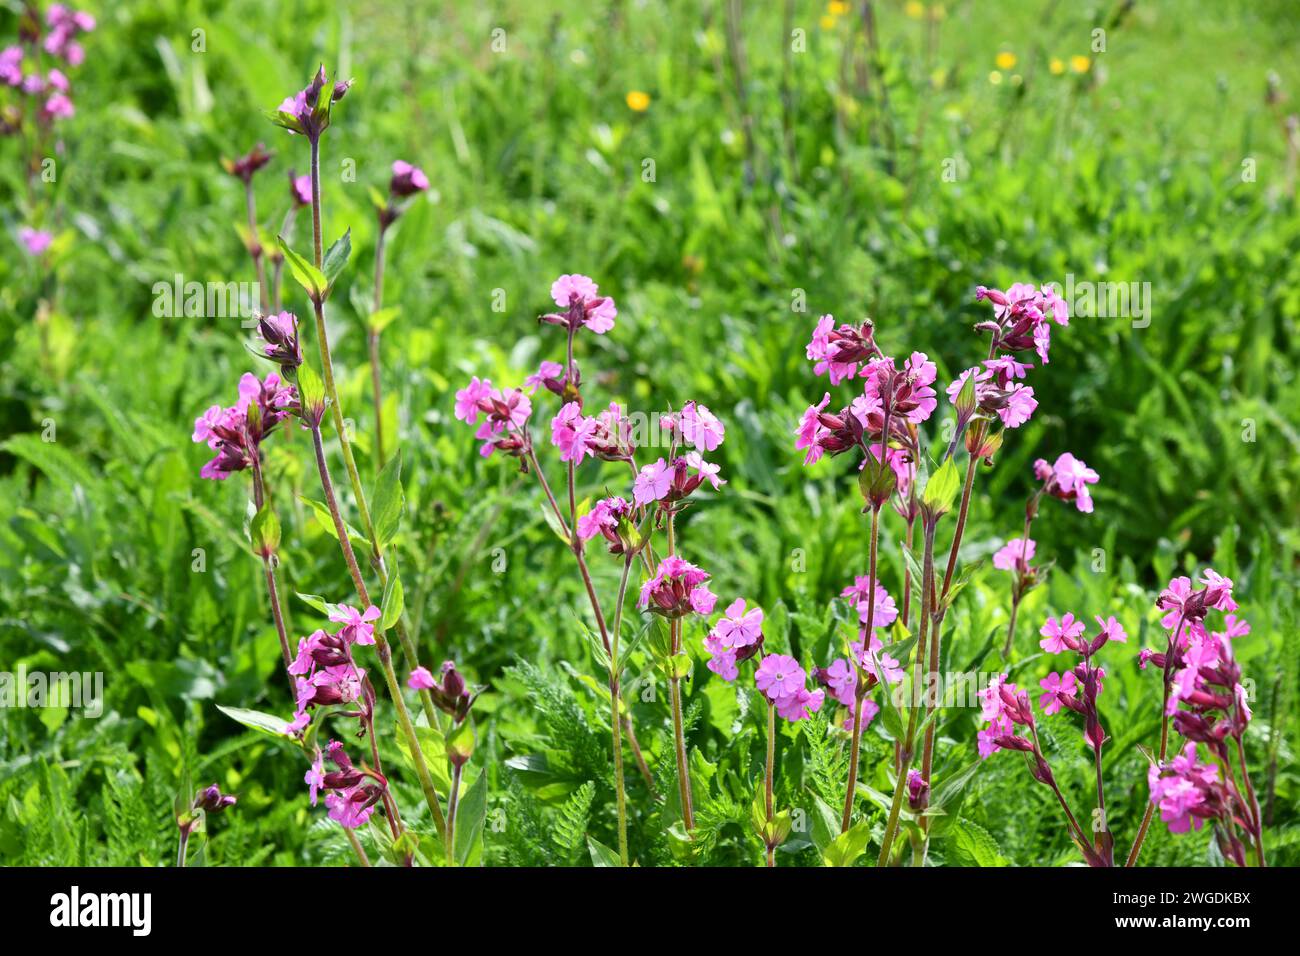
left=1, top=0, right=1297, bottom=867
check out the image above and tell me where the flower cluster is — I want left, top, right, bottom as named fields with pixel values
left=795, top=349, right=937, bottom=475
left=454, top=377, right=533, bottom=460
left=638, top=555, right=717, bottom=618
left=975, top=674, right=1037, bottom=759
left=1144, top=572, right=1253, bottom=749
left=191, top=372, right=296, bottom=480
left=306, top=740, right=384, bottom=829
left=540, top=273, right=617, bottom=334
left=1036, top=612, right=1126, bottom=748
left=1, top=5, right=93, bottom=126
left=256, top=310, right=302, bottom=369
left=552, top=400, right=636, bottom=464
left=273, top=65, right=351, bottom=140
left=942, top=282, right=1072, bottom=433
left=576, top=495, right=634, bottom=553
left=755, top=654, right=826, bottom=722
left=813, top=576, right=903, bottom=733
left=286, top=604, right=380, bottom=732
left=974, top=282, right=1069, bottom=364
left=408, top=661, right=478, bottom=727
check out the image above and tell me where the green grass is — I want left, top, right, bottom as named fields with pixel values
left=1, top=0, right=1297, bottom=866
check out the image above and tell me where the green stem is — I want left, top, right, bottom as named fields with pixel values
left=665, top=511, right=695, bottom=833
left=369, top=221, right=388, bottom=470
left=841, top=504, right=881, bottom=832
left=308, top=423, right=449, bottom=844
left=878, top=520, right=935, bottom=865
left=611, top=556, right=633, bottom=865
left=765, top=700, right=777, bottom=867
left=447, top=761, right=463, bottom=861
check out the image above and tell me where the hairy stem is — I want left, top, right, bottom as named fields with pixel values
left=878, top=520, right=936, bottom=865
left=610, top=556, right=633, bottom=865
left=369, top=222, right=389, bottom=470
left=841, top=504, right=881, bottom=832
left=765, top=700, right=777, bottom=867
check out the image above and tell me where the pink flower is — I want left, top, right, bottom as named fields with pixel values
left=455, top=376, right=493, bottom=423
left=705, top=645, right=739, bottom=681
left=304, top=756, right=325, bottom=806
left=794, top=392, right=832, bottom=466
left=998, top=385, right=1037, bottom=428
left=1094, top=615, right=1127, bottom=644
left=1038, top=671, right=1078, bottom=715
left=710, top=598, right=764, bottom=648
left=1039, top=613, right=1085, bottom=654
left=992, top=537, right=1036, bottom=572
left=329, top=604, right=381, bottom=645
left=18, top=226, right=53, bottom=256
left=806, top=315, right=879, bottom=384
left=524, top=360, right=563, bottom=390
left=1039, top=452, right=1099, bottom=513
left=633, top=458, right=674, bottom=506
left=288, top=630, right=329, bottom=676
left=289, top=172, right=313, bottom=206
left=840, top=576, right=898, bottom=628
left=0, top=46, right=22, bottom=87
left=390, top=159, right=430, bottom=197
left=408, top=666, right=436, bottom=690
left=775, top=686, right=825, bottom=722
left=816, top=658, right=857, bottom=708
left=755, top=654, right=805, bottom=701
left=551, top=401, right=598, bottom=464
left=680, top=401, right=725, bottom=451
left=546, top=273, right=617, bottom=333
left=326, top=786, right=378, bottom=829
left=977, top=715, right=1015, bottom=758
left=861, top=649, right=904, bottom=686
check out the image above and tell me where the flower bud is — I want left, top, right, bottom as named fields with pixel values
left=906, top=771, right=930, bottom=811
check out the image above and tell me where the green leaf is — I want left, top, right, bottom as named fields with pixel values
left=296, top=591, right=343, bottom=618
left=540, top=503, right=570, bottom=544
left=922, top=457, right=961, bottom=515
left=322, top=228, right=352, bottom=290
left=277, top=235, right=327, bottom=299
left=943, top=819, right=1009, bottom=866
left=216, top=705, right=289, bottom=739
left=249, top=504, right=280, bottom=556
left=379, top=567, right=404, bottom=632
left=368, top=306, right=400, bottom=333
left=372, top=450, right=405, bottom=547
left=454, top=770, right=488, bottom=867
left=294, top=363, right=327, bottom=420
left=299, top=495, right=370, bottom=558
left=587, top=835, right=622, bottom=867
left=822, top=821, right=872, bottom=867
left=393, top=723, right=453, bottom=794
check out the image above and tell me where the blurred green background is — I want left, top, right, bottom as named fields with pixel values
left=1, top=0, right=1297, bottom=866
